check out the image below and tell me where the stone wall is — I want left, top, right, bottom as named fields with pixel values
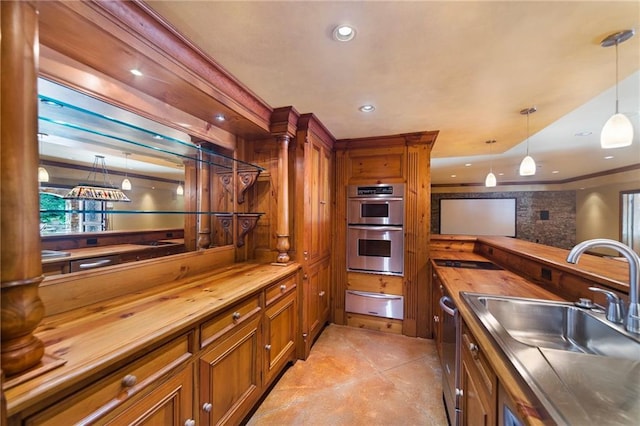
left=431, top=191, right=576, bottom=249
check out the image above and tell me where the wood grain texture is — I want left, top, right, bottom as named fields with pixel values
left=5, top=262, right=299, bottom=417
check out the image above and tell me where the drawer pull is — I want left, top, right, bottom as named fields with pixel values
left=280, top=284, right=287, bottom=291
left=319, top=291, right=326, bottom=297
left=121, top=374, right=137, bottom=388
left=265, top=344, right=271, bottom=351
left=79, top=259, right=113, bottom=269
left=202, top=402, right=213, bottom=413
left=434, top=315, right=440, bottom=323
left=232, top=312, right=241, bottom=320
left=185, top=420, right=196, bottom=426
left=469, top=343, right=479, bottom=359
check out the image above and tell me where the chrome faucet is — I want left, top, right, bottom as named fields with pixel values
left=566, top=238, right=640, bottom=334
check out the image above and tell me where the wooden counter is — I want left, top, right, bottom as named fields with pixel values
left=431, top=235, right=635, bottom=425
left=4, top=262, right=299, bottom=418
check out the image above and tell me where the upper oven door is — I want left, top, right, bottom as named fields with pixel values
left=347, top=198, right=404, bottom=226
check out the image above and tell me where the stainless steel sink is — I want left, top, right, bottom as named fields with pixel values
left=474, top=295, right=639, bottom=361
left=462, top=292, right=640, bottom=425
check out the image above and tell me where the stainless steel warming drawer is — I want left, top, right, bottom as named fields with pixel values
left=345, top=290, right=404, bottom=320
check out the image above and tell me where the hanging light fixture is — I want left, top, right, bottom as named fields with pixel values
left=176, top=182, right=184, bottom=196
left=484, top=140, right=497, bottom=187
left=519, top=107, right=537, bottom=176
left=600, top=29, right=635, bottom=149
left=121, top=152, right=132, bottom=191
left=37, top=133, right=50, bottom=183
left=64, top=155, right=130, bottom=202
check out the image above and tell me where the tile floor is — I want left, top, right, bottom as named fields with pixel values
left=247, top=324, right=448, bottom=426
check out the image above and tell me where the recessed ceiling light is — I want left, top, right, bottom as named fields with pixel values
left=333, top=25, right=356, bottom=42
left=604, top=155, right=614, bottom=159
left=359, top=104, right=375, bottom=112
left=498, top=173, right=504, bottom=176
left=215, top=114, right=226, bottom=122
left=153, top=135, right=163, bottom=140
left=552, top=170, right=559, bottom=174
left=464, top=163, right=472, bottom=167
left=575, top=131, right=592, bottom=137
left=130, top=69, right=143, bottom=76
left=450, top=174, right=457, bottom=178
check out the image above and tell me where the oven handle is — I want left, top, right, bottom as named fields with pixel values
left=349, top=197, right=403, bottom=202
left=439, top=296, right=457, bottom=317
left=347, top=225, right=403, bottom=231
left=347, top=290, right=403, bottom=300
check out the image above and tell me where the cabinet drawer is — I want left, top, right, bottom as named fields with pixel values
left=69, top=254, right=121, bottom=272
left=265, top=274, right=297, bottom=306
left=461, top=325, right=496, bottom=399
left=200, top=295, right=261, bottom=348
left=27, top=333, right=193, bottom=426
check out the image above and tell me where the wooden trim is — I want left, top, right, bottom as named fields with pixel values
left=297, top=113, right=336, bottom=150
left=432, top=163, right=640, bottom=188
left=335, top=131, right=439, bottom=151
left=270, top=106, right=300, bottom=138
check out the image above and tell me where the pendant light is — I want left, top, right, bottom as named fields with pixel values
left=484, top=140, right=497, bottom=187
left=37, top=133, right=50, bottom=183
left=64, top=155, right=130, bottom=202
left=176, top=182, right=184, bottom=196
left=600, top=29, right=635, bottom=149
left=121, top=152, right=132, bottom=191
left=519, top=107, right=537, bottom=176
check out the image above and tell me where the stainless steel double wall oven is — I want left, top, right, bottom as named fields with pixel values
left=346, top=183, right=404, bottom=276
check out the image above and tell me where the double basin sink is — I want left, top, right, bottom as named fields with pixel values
left=462, top=293, right=640, bottom=425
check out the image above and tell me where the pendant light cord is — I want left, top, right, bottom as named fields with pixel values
left=615, top=41, right=620, bottom=114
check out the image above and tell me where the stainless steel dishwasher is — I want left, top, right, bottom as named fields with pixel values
left=440, top=294, right=461, bottom=426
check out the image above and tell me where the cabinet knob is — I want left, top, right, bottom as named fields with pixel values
left=319, top=291, right=325, bottom=297
left=469, top=343, right=479, bottom=359
left=232, top=312, right=241, bottom=320
left=280, top=284, right=287, bottom=291
left=202, top=402, right=213, bottom=413
left=185, top=420, right=196, bottom=426
left=265, top=344, right=271, bottom=351
left=455, top=388, right=464, bottom=397
left=433, top=315, right=439, bottom=323
left=121, top=374, right=137, bottom=388
left=303, top=274, right=308, bottom=280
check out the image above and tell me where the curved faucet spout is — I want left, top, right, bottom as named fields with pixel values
left=567, top=238, right=640, bottom=334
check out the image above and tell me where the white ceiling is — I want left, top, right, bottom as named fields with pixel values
left=144, top=0, right=640, bottom=186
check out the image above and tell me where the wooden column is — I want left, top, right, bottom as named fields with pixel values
left=275, top=135, right=291, bottom=263
left=270, top=107, right=299, bottom=264
left=1, top=0, right=46, bottom=375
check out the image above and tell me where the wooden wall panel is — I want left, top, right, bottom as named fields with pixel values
left=333, top=151, right=349, bottom=324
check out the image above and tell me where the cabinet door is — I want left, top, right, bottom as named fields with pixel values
left=304, top=139, right=332, bottom=264
left=431, top=271, right=444, bottom=360
left=105, top=363, right=194, bottom=426
left=263, top=291, right=297, bottom=385
left=199, top=315, right=261, bottom=426
left=460, top=323, right=497, bottom=426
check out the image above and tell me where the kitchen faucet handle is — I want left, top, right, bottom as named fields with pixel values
left=588, top=287, right=625, bottom=324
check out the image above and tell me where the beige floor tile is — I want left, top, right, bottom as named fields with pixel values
left=247, top=324, right=447, bottom=426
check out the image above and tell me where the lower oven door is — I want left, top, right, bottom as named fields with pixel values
left=347, top=225, right=404, bottom=276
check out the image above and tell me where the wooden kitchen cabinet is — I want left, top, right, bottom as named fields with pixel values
left=460, top=321, right=497, bottom=426
left=431, top=270, right=444, bottom=360
left=199, top=314, right=262, bottom=426
left=296, top=115, right=334, bottom=359
left=302, top=257, right=331, bottom=357
left=25, top=333, right=194, bottom=425
left=263, top=289, right=297, bottom=386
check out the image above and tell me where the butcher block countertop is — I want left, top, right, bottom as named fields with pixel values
left=431, top=235, right=635, bottom=425
left=4, top=262, right=299, bottom=417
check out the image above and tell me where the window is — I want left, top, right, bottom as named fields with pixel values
left=621, top=190, right=640, bottom=255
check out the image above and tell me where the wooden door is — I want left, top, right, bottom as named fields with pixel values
left=105, top=364, right=194, bottom=426
left=263, top=291, right=297, bottom=385
left=199, top=316, right=261, bottom=426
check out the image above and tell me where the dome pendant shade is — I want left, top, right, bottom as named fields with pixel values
left=121, top=178, right=132, bottom=191
left=519, top=155, right=536, bottom=176
left=38, top=166, right=50, bottom=183
left=485, top=172, right=497, bottom=187
left=176, top=183, right=184, bottom=195
left=601, top=113, right=634, bottom=148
